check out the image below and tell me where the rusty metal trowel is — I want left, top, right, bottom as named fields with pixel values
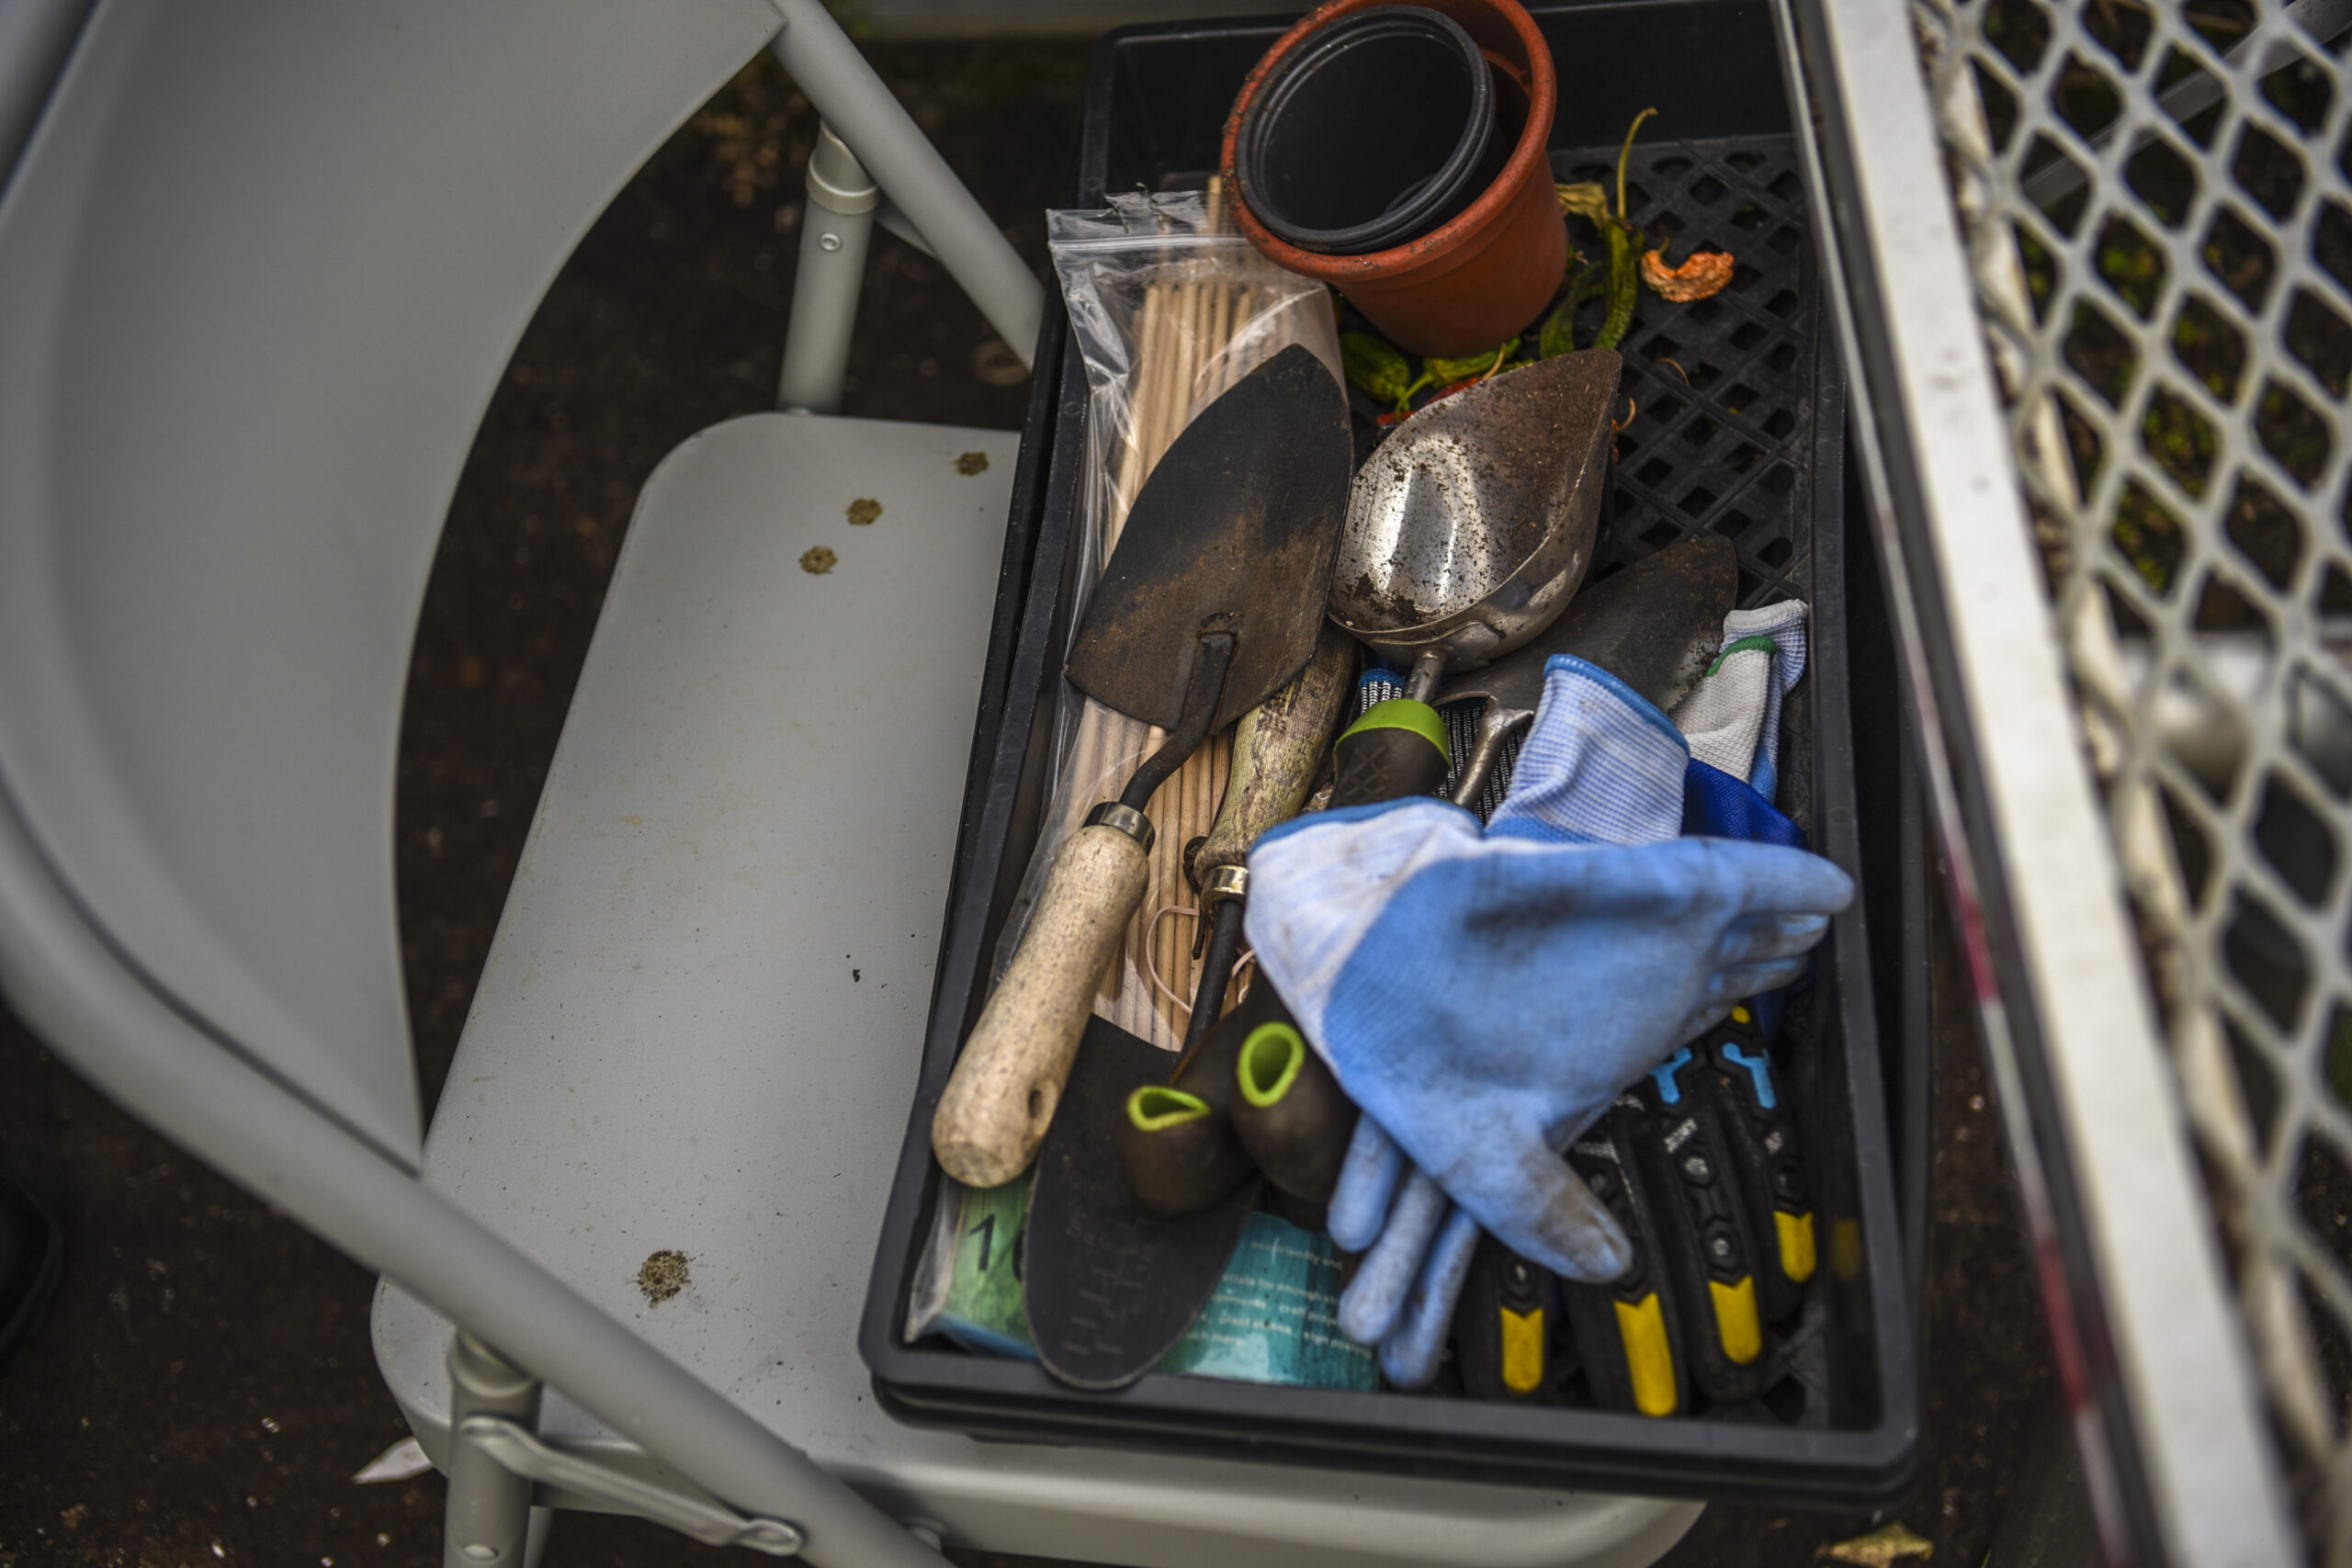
left=931, top=344, right=1352, bottom=1192
left=1439, top=534, right=1738, bottom=806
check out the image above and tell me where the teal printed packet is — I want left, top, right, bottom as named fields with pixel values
left=904, top=1173, right=1377, bottom=1391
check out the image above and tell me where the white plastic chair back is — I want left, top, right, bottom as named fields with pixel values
left=0, top=0, right=779, bottom=1162
left=0, top=10, right=981, bottom=1562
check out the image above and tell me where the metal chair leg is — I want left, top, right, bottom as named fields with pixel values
left=778, top=120, right=877, bottom=414
left=444, top=1331, right=542, bottom=1568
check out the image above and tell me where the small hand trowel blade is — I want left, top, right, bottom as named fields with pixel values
left=1435, top=535, right=1738, bottom=715
left=1066, top=344, right=1352, bottom=733
left=1023, top=1016, right=1258, bottom=1390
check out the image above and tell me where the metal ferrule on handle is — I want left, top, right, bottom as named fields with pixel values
left=1083, top=800, right=1156, bottom=854
left=1198, top=863, right=1247, bottom=917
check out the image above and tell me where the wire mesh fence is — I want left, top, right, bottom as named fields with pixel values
left=1911, top=0, right=2352, bottom=1557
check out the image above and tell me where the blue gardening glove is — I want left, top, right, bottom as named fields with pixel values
left=1318, top=657, right=1695, bottom=1382
left=1248, top=660, right=1854, bottom=1381
left=1257, top=808, right=1850, bottom=1269
left=1329, top=1126, right=1484, bottom=1382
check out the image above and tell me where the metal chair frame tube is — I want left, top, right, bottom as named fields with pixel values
left=767, top=0, right=1044, bottom=372
left=778, top=120, right=880, bottom=412
left=0, top=0, right=1047, bottom=1562
left=444, top=1332, right=543, bottom=1568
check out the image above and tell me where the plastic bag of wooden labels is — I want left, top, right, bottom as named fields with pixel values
left=991, top=186, right=1342, bottom=1051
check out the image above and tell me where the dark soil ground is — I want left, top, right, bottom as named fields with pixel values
left=0, top=39, right=2054, bottom=1568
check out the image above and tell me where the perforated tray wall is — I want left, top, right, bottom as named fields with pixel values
left=1544, top=130, right=1826, bottom=829
left=1577, top=137, right=1824, bottom=607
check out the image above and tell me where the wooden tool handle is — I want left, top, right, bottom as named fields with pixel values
left=933, top=821, right=1151, bottom=1187
left=1195, top=626, right=1355, bottom=877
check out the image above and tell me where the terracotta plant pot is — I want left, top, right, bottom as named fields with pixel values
left=1224, top=0, right=1564, bottom=358
left=1231, top=6, right=1502, bottom=256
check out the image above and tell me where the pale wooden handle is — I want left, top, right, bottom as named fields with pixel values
left=1196, top=625, right=1355, bottom=876
left=932, top=823, right=1150, bottom=1187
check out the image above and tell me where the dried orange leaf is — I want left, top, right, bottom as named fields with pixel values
left=1820, top=1523, right=1933, bottom=1566
left=1641, top=248, right=1736, bottom=302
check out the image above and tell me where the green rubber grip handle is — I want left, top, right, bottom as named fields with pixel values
left=1328, top=699, right=1451, bottom=808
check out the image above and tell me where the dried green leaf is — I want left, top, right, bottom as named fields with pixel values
left=1340, top=329, right=1416, bottom=406
left=1596, top=223, right=1641, bottom=352
left=1540, top=263, right=1608, bottom=357
left=1556, top=181, right=1609, bottom=223
left=1538, top=299, right=1577, bottom=358
left=1423, top=337, right=1520, bottom=383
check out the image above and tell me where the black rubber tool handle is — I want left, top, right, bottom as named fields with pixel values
left=1707, top=1005, right=1815, bottom=1325
left=1328, top=697, right=1451, bottom=808
left=1560, top=1102, right=1690, bottom=1418
left=1627, top=1054, right=1769, bottom=1407
left=1458, top=1235, right=1566, bottom=1403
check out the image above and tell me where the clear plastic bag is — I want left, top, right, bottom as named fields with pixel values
left=991, top=188, right=1342, bottom=1049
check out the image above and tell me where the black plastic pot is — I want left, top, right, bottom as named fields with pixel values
left=1232, top=5, right=1503, bottom=255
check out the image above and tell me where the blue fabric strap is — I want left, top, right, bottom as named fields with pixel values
left=1682, top=758, right=1807, bottom=852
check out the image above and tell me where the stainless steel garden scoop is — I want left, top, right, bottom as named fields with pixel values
left=1330, top=346, right=1623, bottom=695
left=1317, top=349, right=1623, bottom=807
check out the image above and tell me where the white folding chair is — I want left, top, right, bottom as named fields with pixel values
left=0, top=3, right=1698, bottom=1562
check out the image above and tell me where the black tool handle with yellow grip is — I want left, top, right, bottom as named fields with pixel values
left=1327, top=696, right=1451, bottom=809
left=1707, top=1004, right=1815, bottom=1324
left=1627, top=1049, right=1769, bottom=1406
left=1559, top=1102, right=1690, bottom=1419
left=1458, top=1236, right=1566, bottom=1403
left=932, top=806, right=1151, bottom=1189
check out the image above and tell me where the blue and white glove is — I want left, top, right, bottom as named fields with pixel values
left=1318, top=657, right=1695, bottom=1380
left=1246, top=656, right=1854, bottom=1385
left=1676, top=600, right=1812, bottom=1034
left=1671, top=599, right=1808, bottom=806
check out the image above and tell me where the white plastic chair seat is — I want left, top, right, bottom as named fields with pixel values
left=371, top=410, right=1698, bottom=1567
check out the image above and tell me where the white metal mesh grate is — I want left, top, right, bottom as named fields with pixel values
left=1914, top=0, right=2352, bottom=1556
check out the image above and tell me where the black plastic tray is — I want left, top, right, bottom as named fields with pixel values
left=861, top=0, right=1922, bottom=1504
